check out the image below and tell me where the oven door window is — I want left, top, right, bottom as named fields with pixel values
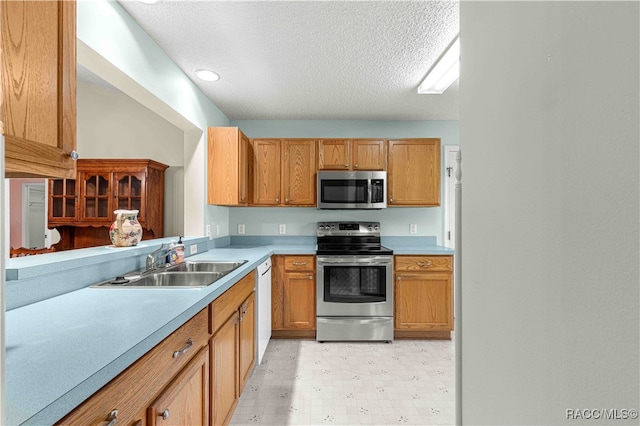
left=320, top=179, right=368, bottom=204
left=323, top=265, right=386, bottom=303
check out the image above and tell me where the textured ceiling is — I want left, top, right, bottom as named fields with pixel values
left=117, top=1, right=459, bottom=121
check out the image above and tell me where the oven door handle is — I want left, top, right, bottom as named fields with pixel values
left=317, top=256, right=393, bottom=266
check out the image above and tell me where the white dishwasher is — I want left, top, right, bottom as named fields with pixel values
left=256, top=258, right=272, bottom=365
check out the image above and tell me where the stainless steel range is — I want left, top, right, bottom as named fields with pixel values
left=316, top=221, right=394, bottom=342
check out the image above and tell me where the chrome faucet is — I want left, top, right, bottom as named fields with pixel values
left=146, top=243, right=169, bottom=272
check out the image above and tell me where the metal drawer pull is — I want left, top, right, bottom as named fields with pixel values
left=160, top=409, right=170, bottom=420
left=417, top=260, right=433, bottom=267
left=104, top=409, right=118, bottom=426
left=292, top=261, right=307, bottom=266
left=172, top=338, right=193, bottom=358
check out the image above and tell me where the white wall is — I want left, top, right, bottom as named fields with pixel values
left=460, top=2, right=639, bottom=424
left=77, top=0, right=231, bottom=237
left=77, top=81, right=184, bottom=166
left=78, top=81, right=185, bottom=236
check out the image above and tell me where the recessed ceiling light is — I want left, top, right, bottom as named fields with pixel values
left=418, top=36, right=460, bottom=95
left=195, top=69, right=220, bottom=82
left=138, top=0, right=159, bottom=4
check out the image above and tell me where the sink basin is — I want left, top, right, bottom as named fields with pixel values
left=166, top=260, right=248, bottom=273
left=91, top=260, right=248, bottom=289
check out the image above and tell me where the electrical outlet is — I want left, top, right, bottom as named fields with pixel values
left=279, top=224, right=286, bottom=234
left=238, top=224, right=245, bottom=235
left=216, top=224, right=220, bottom=235
left=410, top=224, right=418, bottom=234
left=189, top=245, right=198, bottom=255
left=206, top=225, right=211, bottom=239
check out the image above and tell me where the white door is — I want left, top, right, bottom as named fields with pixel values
left=23, top=183, right=46, bottom=248
left=443, top=146, right=459, bottom=249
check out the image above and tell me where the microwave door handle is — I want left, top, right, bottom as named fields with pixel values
left=367, top=179, right=372, bottom=204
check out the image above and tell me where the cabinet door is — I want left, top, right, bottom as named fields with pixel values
left=395, top=272, right=453, bottom=331
left=79, top=171, right=112, bottom=222
left=251, top=139, right=281, bottom=205
left=317, top=139, right=350, bottom=170
left=115, top=171, right=146, bottom=224
left=147, top=346, right=209, bottom=426
left=238, top=292, right=256, bottom=394
left=271, top=256, right=285, bottom=330
left=2, top=0, right=76, bottom=179
left=282, top=139, right=316, bottom=205
left=388, top=139, right=441, bottom=206
left=207, top=127, right=249, bottom=206
left=283, top=272, right=316, bottom=330
left=48, top=178, right=77, bottom=224
left=352, top=139, right=387, bottom=170
left=210, top=311, right=239, bottom=426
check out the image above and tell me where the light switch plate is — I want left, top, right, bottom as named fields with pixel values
left=206, top=225, right=211, bottom=239
left=410, top=224, right=418, bottom=234
left=189, top=245, right=198, bottom=255
left=279, top=224, right=286, bottom=234
left=238, top=224, right=245, bottom=235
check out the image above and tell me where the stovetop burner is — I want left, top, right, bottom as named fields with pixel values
left=316, top=221, right=393, bottom=256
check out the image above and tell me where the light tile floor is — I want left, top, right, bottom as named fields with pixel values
left=230, top=339, right=455, bottom=425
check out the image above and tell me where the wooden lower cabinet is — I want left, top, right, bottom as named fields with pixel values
left=394, top=255, right=453, bottom=338
left=57, top=271, right=259, bottom=426
left=210, top=271, right=256, bottom=426
left=147, top=346, right=209, bottom=426
left=271, top=255, right=316, bottom=338
left=211, top=311, right=239, bottom=426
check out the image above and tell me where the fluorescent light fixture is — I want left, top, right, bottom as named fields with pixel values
left=418, top=37, right=460, bottom=94
left=195, top=69, right=220, bottom=82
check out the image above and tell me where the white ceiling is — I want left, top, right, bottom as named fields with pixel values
left=115, top=0, right=460, bottom=121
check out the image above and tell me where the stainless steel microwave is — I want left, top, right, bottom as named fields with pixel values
left=317, top=171, right=387, bottom=209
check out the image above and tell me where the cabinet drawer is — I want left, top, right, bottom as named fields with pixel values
left=210, top=271, right=256, bottom=334
left=284, top=256, right=315, bottom=272
left=394, top=255, right=453, bottom=272
left=57, top=308, right=209, bottom=426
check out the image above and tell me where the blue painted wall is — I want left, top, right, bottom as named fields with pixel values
left=229, top=120, right=459, bottom=243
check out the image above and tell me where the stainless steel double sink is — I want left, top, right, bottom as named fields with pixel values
left=91, top=260, right=248, bottom=289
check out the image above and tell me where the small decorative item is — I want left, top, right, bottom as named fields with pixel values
left=109, top=210, right=143, bottom=247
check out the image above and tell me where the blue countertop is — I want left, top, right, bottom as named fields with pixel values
left=5, top=239, right=452, bottom=425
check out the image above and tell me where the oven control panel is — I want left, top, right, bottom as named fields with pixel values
left=317, top=221, right=380, bottom=236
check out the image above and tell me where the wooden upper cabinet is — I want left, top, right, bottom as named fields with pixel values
left=317, top=139, right=350, bottom=170
left=207, top=127, right=249, bottom=206
left=317, top=139, right=386, bottom=171
left=388, top=138, right=441, bottom=206
left=2, top=0, right=77, bottom=179
left=251, top=138, right=315, bottom=206
left=282, top=139, right=316, bottom=205
left=251, top=139, right=281, bottom=205
left=352, top=139, right=387, bottom=170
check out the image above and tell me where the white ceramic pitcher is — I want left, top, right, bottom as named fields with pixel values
left=109, top=209, right=143, bottom=247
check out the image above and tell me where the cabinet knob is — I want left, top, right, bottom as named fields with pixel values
left=345, top=164, right=349, bottom=168
left=397, top=276, right=402, bottom=281
left=104, top=409, right=118, bottom=426
left=309, top=275, right=313, bottom=280
left=276, top=198, right=279, bottom=203
left=354, top=164, right=359, bottom=168
left=160, top=409, right=170, bottom=420
left=69, top=150, right=79, bottom=160
left=390, top=198, right=394, bottom=203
